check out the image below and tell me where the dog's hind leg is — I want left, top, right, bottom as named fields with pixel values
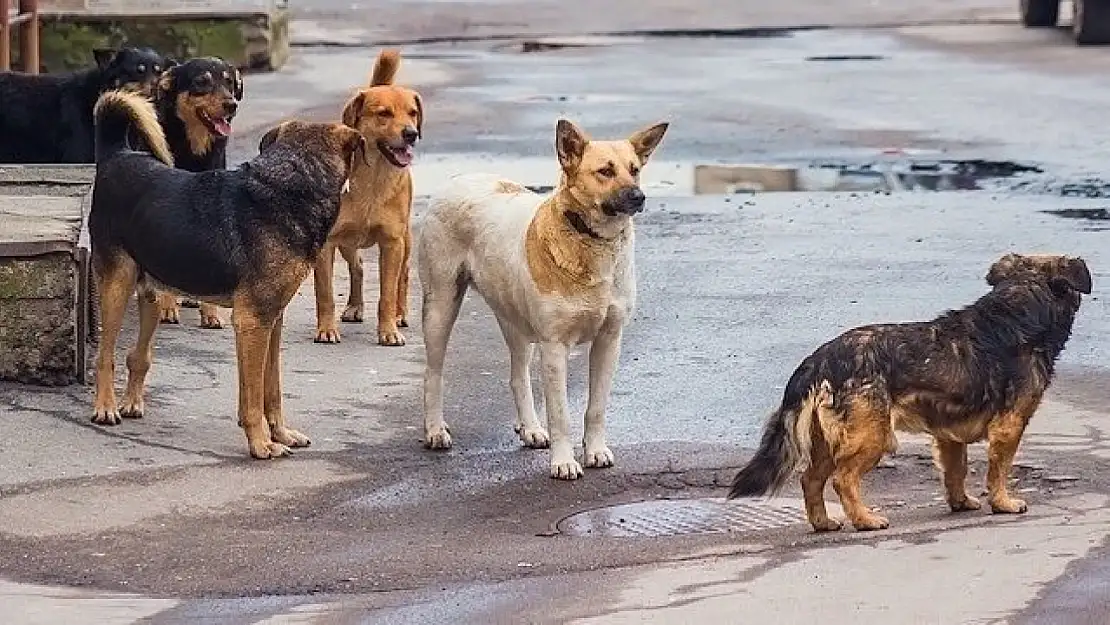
left=339, top=244, right=365, bottom=324
left=830, top=397, right=892, bottom=531
left=119, top=285, right=162, bottom=419
left=422, top=274, right=466, bottom=450
left=92, top=256, right=139, bottom=425
left=198, top=303, right=223, bottom=329
left=496, top=320, right=548, bottom=449
left=313, top=244, right=342, bottom=343
left=933, top=439, right=981, bottom=512
left=395, top=224, right=412, bottom=329
left=582, top=324, right=622, bottom=469
left=157, top=291, right=181, bottom=324
left=264, top=312, right=311, bottom=450
left=539, top=341, right=582, bottom=480
left=986, top=398, right=1040, bottom=514
left=801, top=428, right=842, bottom=532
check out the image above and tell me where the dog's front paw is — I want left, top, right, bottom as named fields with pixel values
left=118, top=397, right=145, bottom=419
left=92, top=406, right=122, bottom=426
left=314, top=326, right=342, bottom=344
left=515, top=424, right=550, bottom=449
left=990, top=496, right=1028, bottom=514
left=378, top=326, right=406, bottom=347
left=425, top=425, right=453, bottom=450
left=583, top=446, right=615, bottom=469
left=550, top=455, right=584, bottom=480
left=949, top=494, right=982, bottom=512
left=159, top=304, right=181, bottom=324
left=271, top=426, right=311, bottom=448
left=341, top=304, right=364, bottom=323
left=810, top=517, right=844, bottom=533
left=850, top=512, right=890, bottom=532
left=249, top=440, right=294, bottom=459
left=199, top=309, right=223, bottom=329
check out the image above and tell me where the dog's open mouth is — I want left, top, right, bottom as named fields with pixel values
left=198, top=110, right=233, bottom=138
left=377, top=140, right=414, bottom=168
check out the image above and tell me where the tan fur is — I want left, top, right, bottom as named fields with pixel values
left=313, top=49, right=423, bottom=346
left=93, top=90, right=174, bottom=166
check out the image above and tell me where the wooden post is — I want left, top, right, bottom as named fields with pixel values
left=18, top=0, right=37, bottom=74
left=1, top=0, right=11, bottom=71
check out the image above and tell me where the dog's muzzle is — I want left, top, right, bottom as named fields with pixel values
left=602, top=187, right=647, bottom=216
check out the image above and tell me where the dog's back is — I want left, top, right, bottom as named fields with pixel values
left=0, top=71, right=91, bottom=163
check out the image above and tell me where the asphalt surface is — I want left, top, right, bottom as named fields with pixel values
left=3, top=8, right=1110, bottom=623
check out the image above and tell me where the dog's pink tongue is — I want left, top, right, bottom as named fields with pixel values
left=214, top=118, right=233, bottom=137
left=393, top=146, right=414, bottom=167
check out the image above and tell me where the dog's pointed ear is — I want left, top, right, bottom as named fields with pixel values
left=93, top=48, right=117, bottom=70
left=985, top=253, right=1023, bottom=287
left=1051, top=257, right=1093, bottom=296
left=231, top=66, right=245, bottom=101
left=628, top=121, right=669, bottom=164
left=555, top=119, right=589, bottom=173
left=259, top=125, right=282, bottom=152
left=413, top=92, right=424, bottom=139
left=342, top=92, right=365, bottom=129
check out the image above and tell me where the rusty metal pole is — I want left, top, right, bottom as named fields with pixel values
left=18, top=0, right=37, bottom=74
left=1, top=0, right=11, bottom=71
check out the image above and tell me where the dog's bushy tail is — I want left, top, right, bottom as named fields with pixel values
left=370, top=49, right=401, bottom=86
left=93, top=89, right=174, bottom=167
left=728, top=364, right=823, bottom=499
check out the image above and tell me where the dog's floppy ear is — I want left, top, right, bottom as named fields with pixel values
left=555, top=118, right=589, bottom=173
left=628, top=121, right=669, bottom=163
left=413, top=92, right=424, bottom=139
left=231, top=66, right=245, bottom=101
left=342, top=92, right=365, bottom=129
left=93, top=48, right=118, bottom=70
left=985, top=253, right=1023, bottom=287
left=259, top=125, right=282, bottom=152
left=1051, top=257, right=1093, bottom=296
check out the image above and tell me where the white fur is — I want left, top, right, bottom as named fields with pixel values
left=417, top=172, right=637, bottom=479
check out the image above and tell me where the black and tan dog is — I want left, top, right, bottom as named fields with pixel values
left=0, top=47, right=170, bottom=164
left=150, top=56, right=245, bottom=329
left=729, top=253, right=1091, bottom=532
left=89, top=89, right=365, bottom=459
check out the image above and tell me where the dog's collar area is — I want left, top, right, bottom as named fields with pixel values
left=564, top=210, right=607, bottom=241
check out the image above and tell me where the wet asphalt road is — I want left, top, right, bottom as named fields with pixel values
left=5, top=17, right=1110, bottom=623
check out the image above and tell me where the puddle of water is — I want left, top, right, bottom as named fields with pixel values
left=1041, top=208, right=1110, bottom=231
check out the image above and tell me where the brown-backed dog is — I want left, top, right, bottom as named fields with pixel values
left=312, top=48, right=422, bottom=346
left=728, top=253, right=1092, bottom=532
left=90, top=89, right=364, bottom=459
left=152, top=57, right=245, bottom=329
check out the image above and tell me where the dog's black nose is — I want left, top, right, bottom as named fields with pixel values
left=224, top=100, right=239, bottom=116
left=401, top=125, right=419, bottom=145
left=622, top=187, right=646, bottom=214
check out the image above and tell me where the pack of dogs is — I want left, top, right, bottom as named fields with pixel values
left=0, top=46, right=1094, bottom=534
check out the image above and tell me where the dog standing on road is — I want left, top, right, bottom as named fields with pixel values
left=417, top=118, right=668, bottom=479
left=313, top=49, right=422, bottom=346
left=90, top=89, right=364, bottom=459
left=728, top=253, right=1092, bottom=532
left=152, top=56, right=245, bottom=329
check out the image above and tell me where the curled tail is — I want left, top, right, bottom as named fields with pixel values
left=93, top=89, right=174, bottom=167
left=728, top=365, right=825, bottom=499
left=370, top=49, right=401, bottom=86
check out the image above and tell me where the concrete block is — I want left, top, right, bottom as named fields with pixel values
left=694, top=164, right=798, bottom=194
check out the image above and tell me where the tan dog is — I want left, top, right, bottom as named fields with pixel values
left=313, top=49, right=422, bottom=346
left=418, top=118, right=669, bottom=479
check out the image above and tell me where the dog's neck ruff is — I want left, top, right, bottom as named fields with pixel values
left=564, top=210, right=608, bottom=241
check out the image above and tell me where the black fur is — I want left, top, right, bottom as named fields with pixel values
left=92, top=97, right=358, bottom=307
left=154, top=56, right=244, bottom=171
left=0, top=47, right=172, bottom=164
left=729, top=254, right=1092, bottom=499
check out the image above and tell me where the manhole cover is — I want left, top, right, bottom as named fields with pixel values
left=558, top=498, right=824, bottom=537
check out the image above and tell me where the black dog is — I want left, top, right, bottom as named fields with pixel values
left=728, top=253, right=1091, bottom=533
left=0, top=47, right=171, bottom=164
left=150, top=56, right=245, bottom=328
left=89, top=89, right=365, bottom=460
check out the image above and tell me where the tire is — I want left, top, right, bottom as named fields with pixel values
left=1021, top=0, right=1060, bottom=26
left=1074, top=0, right=1110, bottom=44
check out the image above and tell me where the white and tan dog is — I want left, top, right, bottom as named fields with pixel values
left=417, top=118, right=669, bottom=479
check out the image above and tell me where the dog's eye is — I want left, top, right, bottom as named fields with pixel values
left=597, top=164, right=616, bottom=178
left=376, top=109, right=394, bottom=118
left=629, top=164, right=640, bottom=177
left=408, top=109, right=419, bottom=118
left=137, top=64, right=146, bottom=73
left=153, top=65, right=161, bottom=73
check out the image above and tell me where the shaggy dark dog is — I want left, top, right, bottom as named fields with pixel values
left=0, top=47, right=170, bottom=163
left=728, top=253, right=1091, bottom=533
